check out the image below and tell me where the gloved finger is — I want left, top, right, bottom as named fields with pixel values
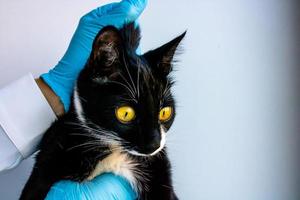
left=120, top=0, right=148, bottom=17
left=117, top=0, right=148, bottom=22
left=82, top=0, right=147, bottom=24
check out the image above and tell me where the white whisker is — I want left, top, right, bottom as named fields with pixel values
left=109, top=80, right=137, bottom=103
left=118, top=73, right=136, bottom=97
left=137, top=58, right=141, bottom=98
left=122, top=52, right=137, bottom=94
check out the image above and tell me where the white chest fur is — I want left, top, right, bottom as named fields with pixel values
left=87, top=150, right=143, bottom=192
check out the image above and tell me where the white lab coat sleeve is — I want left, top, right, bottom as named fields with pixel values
left=0, top=74, right=56, bottom=172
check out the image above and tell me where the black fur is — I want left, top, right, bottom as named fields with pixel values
left=20, top=23, right=185, bottom=200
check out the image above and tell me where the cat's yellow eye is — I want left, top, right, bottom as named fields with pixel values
left=116, top=106, right=136, bottom=123
left=159, top=107, right=173, bottom=122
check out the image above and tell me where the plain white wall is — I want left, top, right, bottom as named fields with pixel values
left=0, top=0, right=299, bottom=199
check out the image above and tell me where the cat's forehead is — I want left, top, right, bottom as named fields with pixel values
left=126, top=55, right=165, bottom=90
left=112, top=54, right=168, bottom=104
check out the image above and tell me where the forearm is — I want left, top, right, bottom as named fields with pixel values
left=35, top=78, right=64, bottom=117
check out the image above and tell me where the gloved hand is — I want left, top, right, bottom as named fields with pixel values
left=45, top=173, right=137, bottom=200
left=41, top=0, right=147, bottom=111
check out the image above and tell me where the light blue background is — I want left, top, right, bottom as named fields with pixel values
left=0, top=0, right=299, bottom=199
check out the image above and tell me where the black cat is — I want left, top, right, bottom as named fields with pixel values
left=20, top=23, right=185, bottom=200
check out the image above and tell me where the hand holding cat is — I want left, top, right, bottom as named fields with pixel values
left=41, top=0, right=148, bottom=111
left=45, top=173, right=137, bottom=200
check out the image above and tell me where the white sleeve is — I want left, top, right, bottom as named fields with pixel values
left=0, top=74, right=56, bottom=172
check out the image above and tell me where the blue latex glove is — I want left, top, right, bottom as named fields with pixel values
left=41, top=0, right=147, bottom=111
left=45, top=173, right=137, bottom=200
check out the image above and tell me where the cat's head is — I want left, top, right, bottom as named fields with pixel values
left=74, top=23, right=185, bottom=157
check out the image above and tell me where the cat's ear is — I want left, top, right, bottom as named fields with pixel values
left=120, top=23, right=141, bottom=52
left=89, top=26, right=123, bottom=78
left=143, top=31, right=186, bottom=76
